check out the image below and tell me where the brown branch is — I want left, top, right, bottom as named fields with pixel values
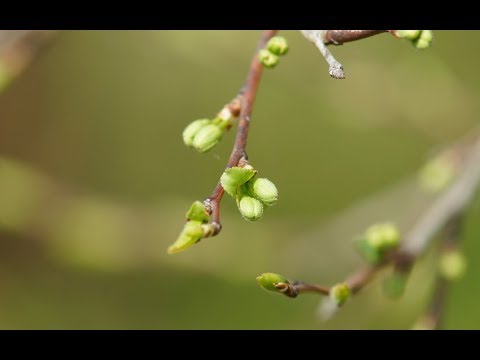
left=203, top=30, right=278, bottom=235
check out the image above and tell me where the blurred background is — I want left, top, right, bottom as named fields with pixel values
left=0, top=30, right=478, bottom=329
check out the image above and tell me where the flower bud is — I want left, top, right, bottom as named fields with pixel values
left=247, top=177, right=278, bottom=206
left=365, top=223, right=400, bottom=250
left=220, top=166, right=257, bottom=197
left=330, top=282, right=351, bottom=306
left=167, top=220, right=204, bottom=254
left=182, top=119, right=210, bottom=148
left=238, top=195, right=264, bottom=221
left=439, top=250, right=467, bottom=281
left=192, top=124, right=223, bottom=153
left=185, top=201, right=210, bottom=223
left=396, top=30, right=421, bottom=40
left=258, top=49, right=279, bottom=69
left=256, top=272, right=290, bottom=293
left=267, top=36, right=289, bottom=56
left=414, top=30, right=433, bottom=49
left=355, top=236, right=383, bottom=265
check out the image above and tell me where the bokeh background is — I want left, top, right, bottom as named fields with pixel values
left=0, top=30, right=478, bottom=329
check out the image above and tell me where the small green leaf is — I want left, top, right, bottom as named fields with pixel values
left=185, top=201, right=210, bottom=223
left=383, top=271, right=409, bottom=299
left=167, top=220, right=204, bottom=254
left=220, top=166, right=257, bottom=197
left=355, top=237, right=383, bottom=265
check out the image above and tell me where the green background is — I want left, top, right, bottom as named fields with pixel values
left=0, top=30, right=478, bottom=329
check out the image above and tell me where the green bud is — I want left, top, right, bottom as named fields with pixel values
left=383, top=272, right=409, bottom=299
left=330, top=282, right=351, bottom=306
left=220, top=166, right=257, bottom=198
left=167, top=220, right=204, bottom=254
left=439, top=250, right=467, bottom=281
left=256, top=272, right=290, bottom=293
left=192, top=124, right=223, bottom=153
left=396, top=30, right=421, bottom=40
left=238, top=195, right=264, bottom=221
left=247, top=177, right=278, bottom=206
left=365, top=223, right=400, bottom=250
left=182, top=119, right=210, bottom=148
left=266, top=36, right=289, bottom=56
left=185, top=201, right=210, bottom=223
left=258, top=49, right=279, bottom=68
left=414, top=30, right=433, bottom=49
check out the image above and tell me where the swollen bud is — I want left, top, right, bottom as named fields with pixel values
left=330, top=283, right=351, bottom=306
left=267, top=36, right=289, bottom=56
left=365, top=223, right=400, bottom=250
left=258, top=49, right=279, bottom=68
left=238, top=196, right=264, bottom=221
left=167, top=220, right=204, bottom=254
left=192, top=124, right=223, bottom=153
left=186, top=201, right=210, bottom=223
left=220, top=166, right=257, bottom=197
left=414, top=30, right=433, bottom=49
left=247, top=177, right=278, bottom=206
left=396, top=30, right=421, bottom=40
left=182, top=119, right=210, bottom=148
left=439, top=250, right=467, bottom=281
left=256, top=272, right=290, bottom=293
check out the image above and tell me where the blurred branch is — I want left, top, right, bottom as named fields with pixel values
left=0, top=30, right=56, bottom=92
left=203, top=30, right=278, bottom=235
left=277, top=134, right=480, bottom=313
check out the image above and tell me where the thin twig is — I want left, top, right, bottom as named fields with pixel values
left=300, top=30, right=397, bottom=79
left=204, top=30, right=278, bottom=235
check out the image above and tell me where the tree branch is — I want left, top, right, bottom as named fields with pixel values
left=203, top=30, right=278, bottom=235
left=300, top=30, right=397, bottom=79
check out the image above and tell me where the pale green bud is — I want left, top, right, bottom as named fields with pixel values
left=247, top=177, right=278, bottom=206
left=238, top=195, right=264, bottom=221
left=182, top=119, right=210, bottom=148
left=415, top=30, right=433, bottom=49
left=267, top=36, right=289, bottom=56
left=330, top=282, right=351, bottom=306
left=256, top=272, right=290, bottom=293
left=167, top=220, right=204, bottom=254
left=185, top=201, right=210, bottom=223
left=258, top=49, right=279, bottom=68
left=192, top=124, right=223, bottom=153
left=396, top=30, right=421, bottom=40
left=383, top=272, right=409, bottom=299
left=365, top=223, right=400, bottom=250
left=220, top=166, right=257, bottom=198
left=439, top=250, right=467, bottom=281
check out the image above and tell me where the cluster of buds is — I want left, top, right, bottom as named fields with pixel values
left=395, top=30, right=433, bottom=49
left=355, top=223, right=401, bottom=265
left=182, top=106, right=236, bottom=153
left=167, top=201, right=216, bottom=254
left=220, top=164, right=278, bottom=221
left=258, top=36, right=289, bottom=69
